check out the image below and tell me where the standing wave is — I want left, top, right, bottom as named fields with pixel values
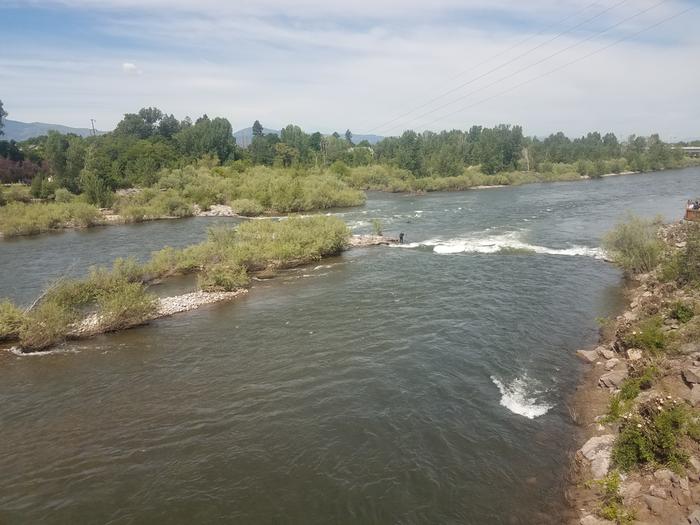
left=490, top=375, right=553, bottom=419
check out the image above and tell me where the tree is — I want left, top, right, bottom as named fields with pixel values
left=345, top=129, right=354, bottom=146
left=44, top=131, right=69, bottom=183
left=274, top=143, right=299, bottom=167
left=138, top=107, right=163, bottom=126
left=114, top=113, right=153, bottom=139
left=158, top=114, right=181, bottom=139
left=0, top=99, right=6, bottom=136
left=252, top=120, right=264, bottom=137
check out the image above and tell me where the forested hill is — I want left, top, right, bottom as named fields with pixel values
left=2, top=120, right=103, bottom=141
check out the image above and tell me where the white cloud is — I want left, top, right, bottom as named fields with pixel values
left=121, top=62, right=142, bottom=75
left=2, top=0, right=698, bottom=138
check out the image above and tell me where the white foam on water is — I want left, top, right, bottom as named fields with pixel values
left=490, top=375, right=552, bottom=419
left=392, top=231, right=605, bottom=259
left=7, top=346, right=80, bottom=357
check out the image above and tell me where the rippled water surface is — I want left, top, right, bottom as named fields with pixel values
left=1, top=168, right=699, bottom=524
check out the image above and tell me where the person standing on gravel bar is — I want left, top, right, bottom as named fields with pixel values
left=399, top=232, right=405, bottom=244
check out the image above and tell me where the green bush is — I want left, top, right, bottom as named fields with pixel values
left=53, top=188, right=75, bottom=203
left=371, top=219, right=382, bottom=236
left=231, top=198, right=264, bottom=217
left=613, top=402, right=700, bottom=472
left=595, top=471, right=635, bottom=524
left=19, top=301, right=75, bottom=351
left=0, top=300, right=26, bottom=341
left=198, top=264, right=249, bottom=292
left=670, top=301, right=694, bottom=323
left=623, top=316, right=667, bottom=354
left=96, top=281, right=158, bottom=331
left=603, top=215, right=663, bottom=274
left=606, top=367, right=657, bottom=422
left=4, top=184, right=32, bottom=203
left=0, top=201, right=102, bottom=237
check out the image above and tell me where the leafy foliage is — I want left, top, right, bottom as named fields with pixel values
left=613, top=402, right=700, bottom=472
left=602, top=215, right=663, bottom=274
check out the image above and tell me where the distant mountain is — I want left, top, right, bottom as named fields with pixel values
left=233, top=127, right=384, bottom=147
left=233, top=127, right=280, bottom=147
left=2, top=120, right=103, bottom=141
left=351, top=134, right=383, bottom=145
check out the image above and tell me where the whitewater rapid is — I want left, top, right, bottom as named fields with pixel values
left=392, top=231, right=606, bottom=258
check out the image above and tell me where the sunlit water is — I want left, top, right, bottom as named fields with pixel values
left=1, top=168, right=699, bottom=524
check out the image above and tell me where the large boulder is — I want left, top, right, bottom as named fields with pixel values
left=681, top=343, right=700, bottom=355
left=643, top=494, right=665, bottom=515
left=579, top=435, right=615, bottom=479
left=599, top=369, right=628, bottom=388
left=597, top=346, right=616, bottom=360
left=577, top=349, right=599, bottom=363
left=683, top=367, right=700, bottom=384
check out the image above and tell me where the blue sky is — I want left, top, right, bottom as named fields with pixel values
left=1, top=0, right=698, bottom=138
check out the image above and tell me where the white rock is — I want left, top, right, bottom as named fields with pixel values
left=579, top=435, right=615, bottom=479
left=605, top=358, right=620, bottom=371
left=627, top=348, right=643, bottom=361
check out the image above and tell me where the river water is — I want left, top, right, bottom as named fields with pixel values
left=1, top=168, right=699, bottom=524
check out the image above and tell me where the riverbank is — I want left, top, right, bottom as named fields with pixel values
left=569, top=221, right=700, bottom=524
left=3, top=162, right=700, bottom=240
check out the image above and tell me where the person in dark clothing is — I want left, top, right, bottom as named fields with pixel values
left=399, top=232, right=405, bottom=244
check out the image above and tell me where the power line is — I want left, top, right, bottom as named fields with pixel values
left=361, top=1, right=601, bottom=134
left=365, top=0, right=629, bottom=134
left=381, top=0, right=671, bottom=135
left=417, top=4, right=695, bottom=132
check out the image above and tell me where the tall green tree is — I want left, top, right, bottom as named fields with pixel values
left=0, top=99, right=6, bottom=136
left=252, top=120, right=264, bottom=137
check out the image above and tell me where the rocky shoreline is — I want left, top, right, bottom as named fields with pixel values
left=71, top=289, right=249, bottom=338
left=569, top=222, right=700, bottom=524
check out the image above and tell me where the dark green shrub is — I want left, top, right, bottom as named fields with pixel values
left=623, top=316, right=667, bottom=354
left=198, top=264, right=249, bottom=292
left=96, top=281, right=158, bottom=331
left=602, top=215, right=663, bottom=274
left=19, top=301, right=75, bottom=351
left=0, top=300, right=26, bottom=341
left=231, top=198, right=264, bottom=217
left=670, top=301, right=694, bottom=323
left=613, top=402, right=700, bottom=472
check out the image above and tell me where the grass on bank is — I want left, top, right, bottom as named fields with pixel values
left=1, top=216, right=350, bottom=351
left=0, top=200, right=103, bottom=237
left=602, top=215, right=664, bottom=275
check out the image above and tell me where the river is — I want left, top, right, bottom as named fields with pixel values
left=1, top=168, right=699, bottom=524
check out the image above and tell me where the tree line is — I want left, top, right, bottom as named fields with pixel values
left=0, top=99, right=690, bottom=203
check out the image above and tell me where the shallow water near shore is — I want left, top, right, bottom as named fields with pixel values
left=2, top=168, right=700, bottom=524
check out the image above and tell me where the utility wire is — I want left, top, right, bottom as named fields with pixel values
left=361, top=1, right=600, bottom=133
left=365, top=0, right=629, bottom=134
left=382, top=0, right=671, bottom=135
left=417, top=4, right=695, bottom=132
